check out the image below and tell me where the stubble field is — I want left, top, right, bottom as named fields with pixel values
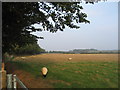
left=6, top=54, right=118, bottom=88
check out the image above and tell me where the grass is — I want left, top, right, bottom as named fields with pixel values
left=7, top=54, right=118, bottom=88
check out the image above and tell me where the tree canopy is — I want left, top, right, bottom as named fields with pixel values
left=2, top=2, right=90, bottom=53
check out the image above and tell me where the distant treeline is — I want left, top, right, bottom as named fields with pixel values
left=48, top=49, right=119, bottom=54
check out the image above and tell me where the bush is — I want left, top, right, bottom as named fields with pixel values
left=12, top=43, right=45, bottom=55
left=3, top=52, right=15, bottom=62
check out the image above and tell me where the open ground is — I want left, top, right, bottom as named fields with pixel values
left=6, top=54, right=118, bottom=88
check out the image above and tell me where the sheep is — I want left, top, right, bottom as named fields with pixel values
left=68, top=58, right=72, bottom=61
left=41, top=67, right=48, bottom=78
left=21, top=57, right=26, bottom=59
left=21, top=57, right=26, bottom=60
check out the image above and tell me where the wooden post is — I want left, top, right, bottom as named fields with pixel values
left=2, top=63, right=5, bottom=71
left=13, top=75, right=17, bottom=90
left=7, top=74, right=12, bottom=89
left=0, top=69, right=7, bottom=89
left=0, top=62, right=6, bottom=89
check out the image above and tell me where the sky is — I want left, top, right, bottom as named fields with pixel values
left=32, top=1, right=118, bottom=51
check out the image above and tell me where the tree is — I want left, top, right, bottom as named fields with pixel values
left=2, top=2, right=90, bottom=54
left=12, top=43, right=45, bottom=55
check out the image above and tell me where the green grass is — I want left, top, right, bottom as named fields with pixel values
left=7, top=60, right=118, bottom=88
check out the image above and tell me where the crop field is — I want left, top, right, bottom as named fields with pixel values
left=6, top=54, right=118, bottom=88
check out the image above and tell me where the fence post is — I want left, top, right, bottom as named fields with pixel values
left=13, top=75, right=17, bottom=90
left=0, top=70, right=7, bottom=89
left=7, top=74, right=12, bottom=89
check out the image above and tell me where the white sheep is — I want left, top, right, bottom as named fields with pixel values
left=68, top=58, right=72, bottom=61
left=41, top=67, right=48, bottom=77
left=21, top=57, right=26, bottom=59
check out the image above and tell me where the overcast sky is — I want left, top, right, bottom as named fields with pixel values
left=32, top=1, right=118, bottom=51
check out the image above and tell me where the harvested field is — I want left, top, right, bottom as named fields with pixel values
left=6, top=54, right=118, bottom=88
left=15, top=54, right=118, bottom=63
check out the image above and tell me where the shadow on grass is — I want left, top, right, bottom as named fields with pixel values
left=5, top=60, right=33, bottom=74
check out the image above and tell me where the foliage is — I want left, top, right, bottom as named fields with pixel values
left=12, top=43, right=45, bottom=55
left=3, top=52, right=15, bottom=62
left=2, top=2, right=90, bottom=53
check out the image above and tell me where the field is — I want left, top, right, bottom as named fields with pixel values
left=6, top=54, right=118, bottom=88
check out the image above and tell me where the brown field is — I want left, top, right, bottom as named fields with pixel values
left=15, top=54, right=118, bottom=63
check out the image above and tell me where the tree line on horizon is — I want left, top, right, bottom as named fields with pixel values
left=48, top=49, right=119, bottom=54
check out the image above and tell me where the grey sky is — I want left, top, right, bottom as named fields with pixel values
left=32, top=2, right=118, bottom=51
